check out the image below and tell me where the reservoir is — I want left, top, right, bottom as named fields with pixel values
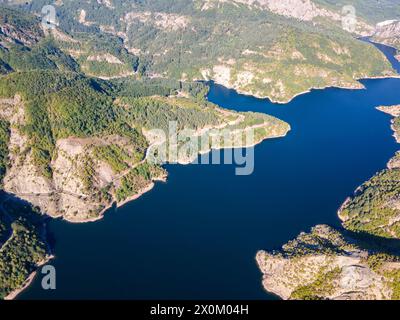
left=20, top=43, right=400, bottom=299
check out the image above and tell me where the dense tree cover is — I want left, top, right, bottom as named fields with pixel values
left=0, top=212, right=9, bottom=247
left=79, top=155, right=96, bottom=192
left=0, top=202, right=48, bottom=299
left=0, top=7, right=77, bottom=73
left=120, top=96, right=219, bottom=132
left=115, top=163, right=166, bottom=202
left=110, top=78, right=208, bottom=100
left=111, top=78, right=176, bottom=98
left=0, top=120, right=10, bottom=186
left=340, top=169, right=400, bottom=239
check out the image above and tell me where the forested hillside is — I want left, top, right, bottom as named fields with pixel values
left=0, top=0, right=399, bottom=300
left=0, top=6, right=292, bottom=298
left=11, top=0, right=397, bottom=102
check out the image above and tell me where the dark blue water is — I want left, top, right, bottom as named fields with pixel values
left=19, top=44, right=400, bottom=300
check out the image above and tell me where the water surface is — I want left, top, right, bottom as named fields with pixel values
left=19, top=43, right=400, bottom=300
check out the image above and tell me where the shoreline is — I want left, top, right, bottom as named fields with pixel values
left=210, top=37, right=400, bottom=105
left=28, top=110, right=288, bottom=226
left=2, top=180, right=167, bottom=299
left=213, top=74, right=400, bottom=105
left=116, top=175, right=167, bottom=209
left=60, top=177, right=167, bottom=224
left=59, top=119, right=290, bottom=224
left=4, top=255, right=54, bottom=300
left=8, top=41, right=398, bottom=298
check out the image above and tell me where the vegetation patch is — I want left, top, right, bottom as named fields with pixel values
left=116, top=163, right=166, bottom=202
left=0, top=202, right=49, bottom=300
left=290, top=267, right=341, bottom=300
left=340, top=169, right=400, bottom=239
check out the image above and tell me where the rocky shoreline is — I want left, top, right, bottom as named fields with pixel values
left=0, top=99, right=289, bottom=299
left=214, top=74, right=400, bottom=105
left=4, top=255, right=54, bottom=300
left=256, top=225, right=400, bottom=300
left=256, top=104, right=400, bottom=300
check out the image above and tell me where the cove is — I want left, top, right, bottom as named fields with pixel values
left=19, top=44, right=400, bottom=300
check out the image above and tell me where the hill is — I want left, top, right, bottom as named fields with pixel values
left=12, top=0, right=397, bottom=102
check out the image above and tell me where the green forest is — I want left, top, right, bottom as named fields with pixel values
left=0, top=202, right=48, bottom=299
left=341, top=168, right=400, bottom=239
left=10, top=0, right=395, bottom=102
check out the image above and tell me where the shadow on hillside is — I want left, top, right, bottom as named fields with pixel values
left=344, top=228, right=400, bottom=256
left=0, top=190, right=56, bottom=251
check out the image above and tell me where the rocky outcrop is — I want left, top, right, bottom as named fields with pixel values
left=87, top=53, right=124, bottom=64
left=254, top=0, right=339, bottom=22
left=0, top=22, right=42, bottom=48
left=123, top=11, right=190, bottom=31
left=200, top=0, right=334, bottom=21
left=372, top=20, right=400, bottom=50
left=377, top=105, right=400, bottom=142
left=0, top=96, right=155, bottom=222
left=256, top=225, right=400, bottom=300
left=0, top=7, right=43, bottom=48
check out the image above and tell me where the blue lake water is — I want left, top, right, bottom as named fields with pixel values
left=19, top=43, right=400, bottom=300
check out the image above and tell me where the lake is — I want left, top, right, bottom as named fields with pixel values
left=19, top=43, right=400, bottom=300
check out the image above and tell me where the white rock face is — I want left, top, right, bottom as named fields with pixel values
left=87, top=53, right=123, bottom=64
left=258, top=0, right=339, bottom=21
left=373, top=20, right=400, bottom=48
left=97, top=0, right=114, bottom=9
left=199, top=0, right=340, bottom=21
left=198, top=0, right=373, bottom=35
left=124, top=11, right=190, bottom=31
left=375, top=20, right=400, bottom=37
left=377, top=20, right=399, bottom=28
left=212, top=65, right=232, bottom=87
left=256, top=225, right=400, bottom=300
